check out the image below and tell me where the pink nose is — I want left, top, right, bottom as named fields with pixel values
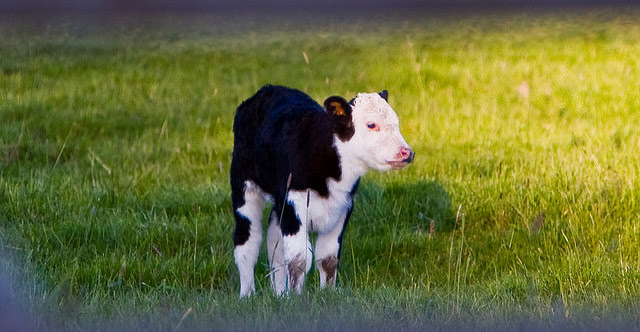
left=399, top=147, right=414, bottom=163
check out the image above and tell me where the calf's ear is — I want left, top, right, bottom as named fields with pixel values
left=379, top=90, right=388, bottom=101
left=324, top=96, right=355, bottom=141
left=324, top=96, right=352, bottom=117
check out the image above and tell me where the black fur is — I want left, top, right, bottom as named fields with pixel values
left=280, top=200, right=302, bottom=236
left=231, top=85, right=355, bottom=245
left=324, top=96, right=355, bottom=141
left=232, top=212, right=252, bottom=245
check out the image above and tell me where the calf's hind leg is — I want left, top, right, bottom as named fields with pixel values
left=232, top=181, right=265, bottom=297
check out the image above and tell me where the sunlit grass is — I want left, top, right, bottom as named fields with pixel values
left=1, top=8, right=640, bottom=330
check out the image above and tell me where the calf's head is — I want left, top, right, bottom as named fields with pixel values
left=324, top=90, right=414, bottom=172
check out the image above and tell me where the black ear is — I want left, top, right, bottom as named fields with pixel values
left=324, top=96, right=352, bottom=117
left=324, top=96, right=355, bottom=141
left=379, top=90, right=388, bottom=101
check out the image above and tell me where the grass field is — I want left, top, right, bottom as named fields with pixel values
left=2, top=7, right=640, bottom=331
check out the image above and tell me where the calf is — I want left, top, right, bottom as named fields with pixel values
left=231, top=85, right=414, bottom=297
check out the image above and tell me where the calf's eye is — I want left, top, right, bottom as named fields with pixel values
left=367, top=122, right=379, bottom=131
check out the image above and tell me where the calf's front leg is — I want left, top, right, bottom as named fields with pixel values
left=279, top=193, right=313, bottom=294
left=314, top=207, right=351, bottom=288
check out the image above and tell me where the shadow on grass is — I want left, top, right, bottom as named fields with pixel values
left=381, top=179, right=456, bottom=232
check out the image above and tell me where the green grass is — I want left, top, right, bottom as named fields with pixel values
left=2, top=8, right=640, bottom=330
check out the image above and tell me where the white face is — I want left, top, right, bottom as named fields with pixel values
left=345, top=93, right=413, bottom=172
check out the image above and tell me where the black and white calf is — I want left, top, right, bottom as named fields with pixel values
left=231, top=85, right=414, bottom=297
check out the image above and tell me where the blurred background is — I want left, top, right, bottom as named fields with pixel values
left=0, top=0, right=636, bottom=11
